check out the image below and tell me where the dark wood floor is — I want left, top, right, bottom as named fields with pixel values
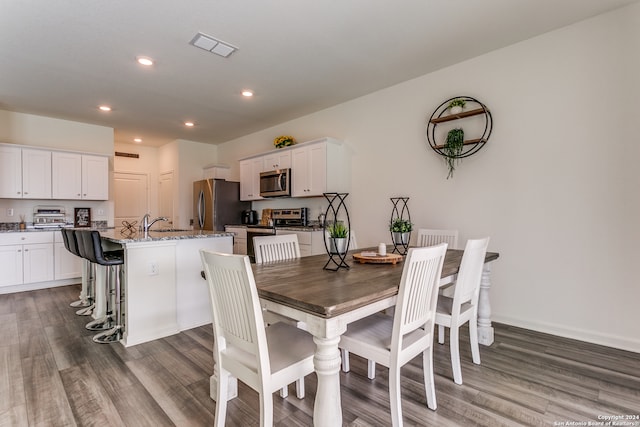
left=1, top=284, right=639, bottom=426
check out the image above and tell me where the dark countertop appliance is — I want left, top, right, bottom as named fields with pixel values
left=242, top=209, right=258, bottom=225
left=193, top=179, right=250, bottom=231
left=272, top=208, right=308, bottom=227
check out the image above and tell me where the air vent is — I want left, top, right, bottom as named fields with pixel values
left=189, top=32, right=237, bottom=58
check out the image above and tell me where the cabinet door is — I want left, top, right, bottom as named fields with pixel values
left=23, top=243, right=54, bottom=284
left=0, top=146, right=23, bottom=198
left=306, top=143, right=327, bottom=196
left=0, top=245, right=23, bottom=287
left=82, top=155, right=109, bottom=200
left=239, top=158, right=263, bottom=201
left=291, top=147, right=310, bottom=197
left=54, top=242, right=82, bottom=280
left=263, top=151, right=291, bottom=171
left=22, top=149, right=52, bottom=199
left=52, top=151, right=82, bottom=199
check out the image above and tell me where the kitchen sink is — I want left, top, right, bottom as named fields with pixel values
left=151, top=228, right=191, bottom=233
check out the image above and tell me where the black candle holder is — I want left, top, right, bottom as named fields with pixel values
left=390, top=197, right=411, bottom=255
left=323, top=192, right=351, bottom=271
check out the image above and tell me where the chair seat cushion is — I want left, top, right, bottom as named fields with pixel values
left=341, top=313, right=430, bottom=354
left=222, top=322, right=315, bottom=377
left=436, top=296, right=472, bottom=316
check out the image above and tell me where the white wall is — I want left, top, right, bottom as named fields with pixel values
left=217, top=4, right=640, bottom=352
left=0, top=109, right=113, bottom=154
left=159, top=139, right=218, bottom=229
left=0, top=110, right=115, bottom=225
left=114, top=142, right=160, bottom=219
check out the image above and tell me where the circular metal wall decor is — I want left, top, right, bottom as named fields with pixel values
left=426, top=96, right=493, bottom=177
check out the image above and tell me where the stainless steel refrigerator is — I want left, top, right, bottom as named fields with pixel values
left=193, top=179, right=250, bottom=231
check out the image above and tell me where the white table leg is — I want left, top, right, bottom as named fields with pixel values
left=477, top=262, right=494, bottom=346
left=312, top=335, right=342, bottom=427
left=209, top=362, right=238, bottom=401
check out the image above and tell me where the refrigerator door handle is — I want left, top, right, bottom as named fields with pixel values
left=197, top=189, right=205, bottom=228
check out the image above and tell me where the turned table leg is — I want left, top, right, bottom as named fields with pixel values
left=477, top=262, right=494, bottom=346
left=312, top=335, right=342, bottom=427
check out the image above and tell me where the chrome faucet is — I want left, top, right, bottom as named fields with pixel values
left=142, top=214, right=168, bottom=233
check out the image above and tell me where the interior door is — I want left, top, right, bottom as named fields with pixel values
left=114, top=172, right=148, bottom=228
left=158, top=171, right=174, bottom=227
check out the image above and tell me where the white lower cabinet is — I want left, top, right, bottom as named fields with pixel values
left=0, top=232, right=54, bottom=288
left=275, top=229, right=324, bottom=257
left=225, top=226, right=247, bottom=254
left=54, top=231, right=82, bottom=280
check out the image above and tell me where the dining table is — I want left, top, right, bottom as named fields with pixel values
left=210, top=247, right=499, bottom=427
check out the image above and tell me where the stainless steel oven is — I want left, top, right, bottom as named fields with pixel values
left=246, top=225, right=276, bottom=263
left=259, top=169, right=291, bottom=197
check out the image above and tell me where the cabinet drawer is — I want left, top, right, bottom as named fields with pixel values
left=0, top=232, right=54, bottom=245
left=225, top=227, right=247, bottom=239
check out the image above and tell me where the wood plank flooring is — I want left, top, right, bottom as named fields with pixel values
left=1, top=284, right=639, bottom=426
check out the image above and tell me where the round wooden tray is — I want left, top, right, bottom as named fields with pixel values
left=353, top=252, right=403, bottom=265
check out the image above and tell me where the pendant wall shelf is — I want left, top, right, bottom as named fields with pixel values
left=426, top=96, right=493, bottom=177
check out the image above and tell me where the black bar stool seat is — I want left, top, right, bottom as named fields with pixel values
left=77, top=230, right=125, bottom=344
left=62, top=229, right=94, bottom=314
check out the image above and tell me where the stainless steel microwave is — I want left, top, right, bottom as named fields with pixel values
left=260, top=168, right=291, bottom=197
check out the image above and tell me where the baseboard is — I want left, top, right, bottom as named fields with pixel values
left=0, top=278, right=80, bottom=295
left=491, top=314, right=640, bottom=354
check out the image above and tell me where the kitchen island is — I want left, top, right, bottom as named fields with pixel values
left=98, top=229, right=232, bottom=347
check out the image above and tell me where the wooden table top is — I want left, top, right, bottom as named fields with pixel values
left=253, top=248, right=499, bottom=319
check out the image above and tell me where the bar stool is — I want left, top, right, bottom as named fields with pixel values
left=62, top=229, right=95, bottom=315
left=77, top=230, right=125, bottom=344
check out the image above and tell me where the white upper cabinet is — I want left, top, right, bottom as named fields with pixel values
left=22, top=149, right=52, bottom=199
left=291, top=138, right=348, bottom=197
left=263, top=151, right=291, bottom=171
left=81, top=154, right=109, bottom=200
left=239, top=137, right=348, bottom=199
left=240, top=157, right=264, bottom=201
left=0, top=144, right=109, bottom=201
left=0, top=145, right=23, bottom=198
left=0, top=146, right=51, bottom=199
left=51, top=151, right=82, bottom=199
left=52, top=152, right=109, bottom=200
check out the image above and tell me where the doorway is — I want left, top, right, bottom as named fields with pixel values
left=114, top=172, right=148, bottom=228
left=158, top=171, right=174, bottom=227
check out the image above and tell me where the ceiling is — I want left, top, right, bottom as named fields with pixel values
left=1, top=0, right=637, bottom=147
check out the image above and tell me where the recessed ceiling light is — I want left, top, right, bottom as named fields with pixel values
left=184, top=121, right=195, bottom=127
left=98, top=105, right=112, bottom=112
left=136, top=56, right=154, bottom=66
left=134, top=138, right=142, bottom=143
left=242, top=90, right=254, bottom=97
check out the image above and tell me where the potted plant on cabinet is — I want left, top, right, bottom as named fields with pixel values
left=328, top=221, right=349, bottom=254
left=443, top=128, right=464, bottom=179
left=448, top=98, right=466, bottom=115
left=390, top=218, right=412, bottom=245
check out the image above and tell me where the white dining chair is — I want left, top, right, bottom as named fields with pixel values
left=339, top=243, right=447, bottom=426
left=416, top=228, right=459, bottom=249
left=417, top=228, right=459, bottom=298
left=434, top=237, right=490, bottom=385
left=199, top=250, right=316, bottom=427
left=253, top=233, right=301, bottom=264
left=252, top=233, right=305, bottom=398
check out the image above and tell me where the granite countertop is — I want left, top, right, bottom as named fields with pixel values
left=225, top=224, right=324, bottom=232
left=99, top=228, right=232, bottom=244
